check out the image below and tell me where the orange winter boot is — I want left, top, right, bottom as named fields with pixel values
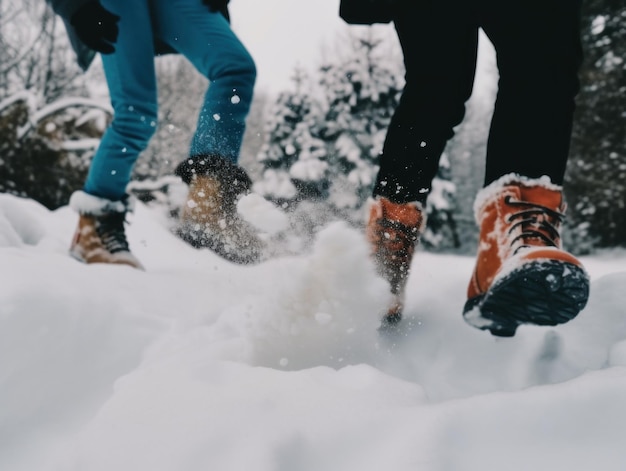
left=463, top=174, right=589, bottom=337
left=366, top=196, right=426, bottom=327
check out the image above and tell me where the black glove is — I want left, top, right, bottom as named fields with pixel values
left=202, top=0, right=230, bottom=22
left=70, top=1, right=120, bottom=54
left=203, top=0, right=229, bottom=12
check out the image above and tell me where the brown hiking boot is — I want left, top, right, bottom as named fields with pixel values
left=174, top=155, right=264, bottom=265
left=69, top=191, right=144, bottom=270
left=464, top=175, right=589, bottom=337
left=366, top=196, right=426, bottom=327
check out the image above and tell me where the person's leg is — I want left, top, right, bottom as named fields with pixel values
left=70, top=0, right=157, bottom=269
left=463, top=0, right=588, bottom=336
left=151, top=0, right=261, bottom=264
left=368, top=0, right=479, bottom=326
left=480, top=0, right=583, bottom=185
left=151, top=0, right=256, bottom=163
left=83, top=0, right=159, bottom=201
left=373, top=0, right=479, bottom=205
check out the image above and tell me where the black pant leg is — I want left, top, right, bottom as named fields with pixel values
left=374, top=0, right=479, bottom=204
left=480, top=0, right=583, bottom=185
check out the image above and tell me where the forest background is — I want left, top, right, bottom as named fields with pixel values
left=1, top=0, right=624, bottom=254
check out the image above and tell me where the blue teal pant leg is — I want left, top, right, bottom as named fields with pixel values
left=83, top=0, right=255, bottom=201
left=151, top=0, right=256, bottom=163
left=84, top=0, right=158, bottom=201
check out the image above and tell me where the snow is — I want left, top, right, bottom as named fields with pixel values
left=472, top=173, right=563, bottom=220
left=237, top=193, right=289, bottom=235
left=16, top=96, right=113, bottom=140
left=69, top=191, right=130, bottom=216
left=2, top=192, right=626, bottom=471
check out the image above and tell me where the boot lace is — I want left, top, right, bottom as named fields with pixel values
left=504, top=196, right=564, bottom=254
left=96, top=212, right=130, bottom=254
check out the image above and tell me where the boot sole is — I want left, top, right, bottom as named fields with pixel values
left=463, top=260, right=590, bottom=337
left=69, top=249, right=144, bottom=270
left=378, top=310, right=403, bottom=332
left=176, top=227, right=262, bottom=265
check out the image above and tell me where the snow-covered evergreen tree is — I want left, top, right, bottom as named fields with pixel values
left=564, top=0, right=626, bottom=252
left=422, top=153, right=460, bottom=250
left=255, top=30, right=460, bottom=249
left=318, top=33, right=402, bottom=221
left=253, top=67, right=329, bottom=207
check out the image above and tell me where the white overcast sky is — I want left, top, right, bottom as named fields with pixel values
left=228, top=0, right=387, bottom=95
left=228, top=0, right=495, bottom=98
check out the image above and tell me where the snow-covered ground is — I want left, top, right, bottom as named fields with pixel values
left=1, top=192, right=625, bottom=471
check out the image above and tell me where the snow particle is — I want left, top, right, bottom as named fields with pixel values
left=231, top=94, right=241, bottom=104
left=315, top=312, right=333, bottom=325
left=213, top=114, right=221, bottom=121
left=591, top=15, right=606, bottom=35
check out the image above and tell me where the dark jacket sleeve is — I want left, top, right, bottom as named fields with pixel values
left=46, top=0, right=90, bottom=19
left=218, top=5, right=230, bottom=23
left=46, top=0, right=96, bottom=71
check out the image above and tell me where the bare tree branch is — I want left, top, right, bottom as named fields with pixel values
left=17, top=96, right=113, bottom=140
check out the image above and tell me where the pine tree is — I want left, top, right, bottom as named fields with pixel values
left=422, top=153, right=460, bottom=250
left=316, top=31, right=459, bottom=248
left=253, top=67, right=329, bottom=207
left=255, top=30, right=460, bottom=250
left=317, top=32, right=403, bottom=221
left=565, top=0, right=626, bottom=251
